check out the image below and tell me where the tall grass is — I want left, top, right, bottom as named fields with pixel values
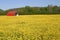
left=0, top=15, right=60, bottom=40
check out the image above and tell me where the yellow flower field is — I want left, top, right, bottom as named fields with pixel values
left=0, top=15, right=60, bottom=40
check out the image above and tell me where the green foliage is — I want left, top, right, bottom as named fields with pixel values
left=0, top=5, right=60, bottom=15
left=0, top=9, right=5, bottom=15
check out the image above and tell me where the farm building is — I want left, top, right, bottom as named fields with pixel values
left=7, top=10, right=18, bottom=16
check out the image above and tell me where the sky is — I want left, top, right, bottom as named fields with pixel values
left=0, top=0, right=60, bottom=10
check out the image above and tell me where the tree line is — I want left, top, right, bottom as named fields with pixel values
left=0, top=5, right=60, bottom=15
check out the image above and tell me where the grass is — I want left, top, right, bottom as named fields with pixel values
left=0, top=15, right=60, bottom=40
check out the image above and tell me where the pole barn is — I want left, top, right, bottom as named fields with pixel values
left=7, top=10, right=18, bottom=16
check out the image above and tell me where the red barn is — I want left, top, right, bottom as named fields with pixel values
left=7, top=10, right=17, bottom=16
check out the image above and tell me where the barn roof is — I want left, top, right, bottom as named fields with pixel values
left=7, top=11, right=16, bottom=16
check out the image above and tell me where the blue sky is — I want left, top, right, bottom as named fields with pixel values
left=0, top=0, right=60, bottom=10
